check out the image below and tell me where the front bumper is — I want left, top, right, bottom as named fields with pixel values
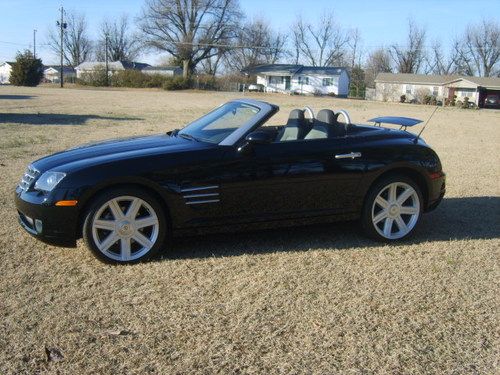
left=14, top=187, right=79, bottom=247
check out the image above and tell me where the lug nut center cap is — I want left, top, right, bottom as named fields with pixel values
left=118, top=221, right=133, bottom=236
left=389, top=204, right=399, bottom=217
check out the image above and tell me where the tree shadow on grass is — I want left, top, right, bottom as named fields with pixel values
left=164, top=196, right=500, bottom=260
left=0, top=113, right=142, bottom=125
left=0, top=95, right=36, bottom=100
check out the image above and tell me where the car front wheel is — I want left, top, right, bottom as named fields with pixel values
left=83, top=188, right=167, bottom=263
left=362, top=176, right=423, bottom=241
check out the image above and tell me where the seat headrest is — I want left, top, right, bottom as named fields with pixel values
left=288, top=109, right=305, bottom=124
left=316, top=109, right=335, bottom=124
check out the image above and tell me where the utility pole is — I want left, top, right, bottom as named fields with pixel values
left=105, top=33, right=109, bottom=86
left=56, top=7, right=67, bottom=88
left=33, top=29, right=37, bottom=58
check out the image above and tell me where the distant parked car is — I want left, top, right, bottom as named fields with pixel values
left=248, top=84, right=264, bottom=92
left=484, top=94, right=499, bottom=109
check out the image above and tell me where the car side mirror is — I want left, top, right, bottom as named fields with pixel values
left=237, top=130, right=273, bottom=154
left=245, top=130, right=273, bottom=145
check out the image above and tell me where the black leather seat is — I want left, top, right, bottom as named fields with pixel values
left=304, top=109, right=346, bottom=139
left=277, top=109, right=310, bottom=141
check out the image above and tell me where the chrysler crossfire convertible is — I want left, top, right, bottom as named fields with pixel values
left=15, top=99, right=445, bottom=263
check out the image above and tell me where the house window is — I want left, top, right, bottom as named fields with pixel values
left=298, top=76, right=309, bottom=85
left=432, top=86, right=439, bottom=96
left=268, top=76, right=283, bottom=85
left=405, top=85, right=412, bottom=94
left=322, top=77, right=334, bottom=86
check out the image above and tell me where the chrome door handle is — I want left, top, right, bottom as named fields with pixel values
left=335, top=152, right=362, bottom=159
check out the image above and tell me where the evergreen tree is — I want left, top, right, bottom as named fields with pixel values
left=9, top=50, right=44, bottom=86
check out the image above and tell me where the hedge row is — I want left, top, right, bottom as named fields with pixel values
left=77, top=67, right=191, bottom=90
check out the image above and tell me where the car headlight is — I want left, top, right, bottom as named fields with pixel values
left=34, top=171, right=66, bottom=192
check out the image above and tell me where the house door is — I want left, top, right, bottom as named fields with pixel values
left=284, top=76, right=291, bottom=90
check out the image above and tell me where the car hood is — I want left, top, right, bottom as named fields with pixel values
left=32, top=133, right=212, bottom=172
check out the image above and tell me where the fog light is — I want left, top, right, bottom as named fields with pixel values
left=35, top=219, right=43, bottom=234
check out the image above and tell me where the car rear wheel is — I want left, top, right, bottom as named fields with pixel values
left=83, top=188, right=167, bottom=263
left=362, top=176, right=423, bottom=241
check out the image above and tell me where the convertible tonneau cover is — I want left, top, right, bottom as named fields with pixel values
left=368, top=116, right=422, bottom=127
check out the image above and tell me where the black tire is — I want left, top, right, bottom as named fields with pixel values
left=361, top=175, right=424, bottom=242
left=83, top=187, right=168, bottom=264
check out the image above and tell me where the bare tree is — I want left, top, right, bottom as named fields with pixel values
left=390, top=19, right=426, bottom=73
left=139, top=0, right=241, bottom=78
left=47, top=11, right=92, bottom=66
left=292, top=12, right=350, bottom=66
left=364, top=47, right=392, bottom=87
left=95, top=15, right=140, bottom=62
left=347, top=28, right=363, bottom=68
left=456, top=19, right=499, bottom=77
left=224, top=18, right=288, bottom=72
left=426, top=40, right=464, bottom=75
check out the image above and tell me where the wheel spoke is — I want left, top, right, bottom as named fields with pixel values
left=395, top=215, right=408, bottom=233
left=126, top=198, right=141, bottom=219
left=120, top=238, right=131, bottom=260
left=100, top=232, right=119, bottom=251
left=94, top=219, right=115, bottom=231
left=373, top=210, right=388, bottom=224
left=397, top=188, right=414, bottom=205
left=375, top=195, right=389, bottom=209
left=135, top=216, right=157, bottom=229
left=383, top=218, right=394, bottom=237
left=108, top=199, right=124, bottom=220
left=133, top=232, right=153, bottom=249
left=388, top=183, right=397, bottom=203
left=400, top=206, right=418, bottom=215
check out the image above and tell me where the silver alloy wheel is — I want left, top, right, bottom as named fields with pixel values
left=91, top=196, right=159, bottom=262
left=371, top=182, right=420, bottom=240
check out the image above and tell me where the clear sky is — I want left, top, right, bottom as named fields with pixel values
left=0, top=0, right=498, bottom=65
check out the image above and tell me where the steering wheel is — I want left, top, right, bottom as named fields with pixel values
left=336, top=109, right=351, bottom=131
left=303, top=106, right=315, bottom=122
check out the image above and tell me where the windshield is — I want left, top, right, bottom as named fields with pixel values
left=178, top=102, right=260, bottom=144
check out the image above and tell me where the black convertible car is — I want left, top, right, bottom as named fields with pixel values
left=15, top=99, right=445, bottom=263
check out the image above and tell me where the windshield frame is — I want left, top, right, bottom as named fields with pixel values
left=178, top=99, right=278, bottom=147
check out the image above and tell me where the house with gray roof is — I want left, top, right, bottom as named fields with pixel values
left=75, top=61, right=151, bottom=78
left=142, top=66, right=182, bottom=76
left=375, top=72, right=500, bottom=107
left=242, top=64, right=350, bottom=97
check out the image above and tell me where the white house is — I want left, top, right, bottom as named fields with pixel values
left=242, top=64, right=350, bottom=97
left=0, top=61, right=15, bottom=84
left=43, top=65, right=76, bottom=83
left=75, top=61, right=151, bottom=78
left=142, top=66, right=182, bottom=76
left=374, top=73, right=500, bottom=106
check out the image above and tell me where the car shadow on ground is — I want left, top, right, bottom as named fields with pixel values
left=163, top=196, right=500, bottom=260
left=0, top=95, right=36, bottom=100
left=0, top=113, right=142, bottom=125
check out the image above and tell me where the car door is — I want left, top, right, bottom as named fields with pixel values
left=216, top=137, right=366, bottom=223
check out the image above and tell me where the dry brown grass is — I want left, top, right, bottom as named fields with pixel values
left=0, top=86, right=499, bottom=374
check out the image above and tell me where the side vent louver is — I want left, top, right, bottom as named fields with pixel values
left=181, top=185, right=220, bottom=205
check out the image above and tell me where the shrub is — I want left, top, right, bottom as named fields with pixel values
left=144, top=74, right=169, bottom=88
left=162, top=76, right=192, bottom=90
left=77, top=65, right=109, bottom=86
left=111, top=70, right=151, bottom=88
left=462, top=97, right=470, bottom=109
left=400, top=94, right=406, bottom=103
left=9, top=50, right=43, bottom=86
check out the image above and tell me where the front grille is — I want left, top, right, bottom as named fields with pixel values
left=18, top=165, right=40, bottom=191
